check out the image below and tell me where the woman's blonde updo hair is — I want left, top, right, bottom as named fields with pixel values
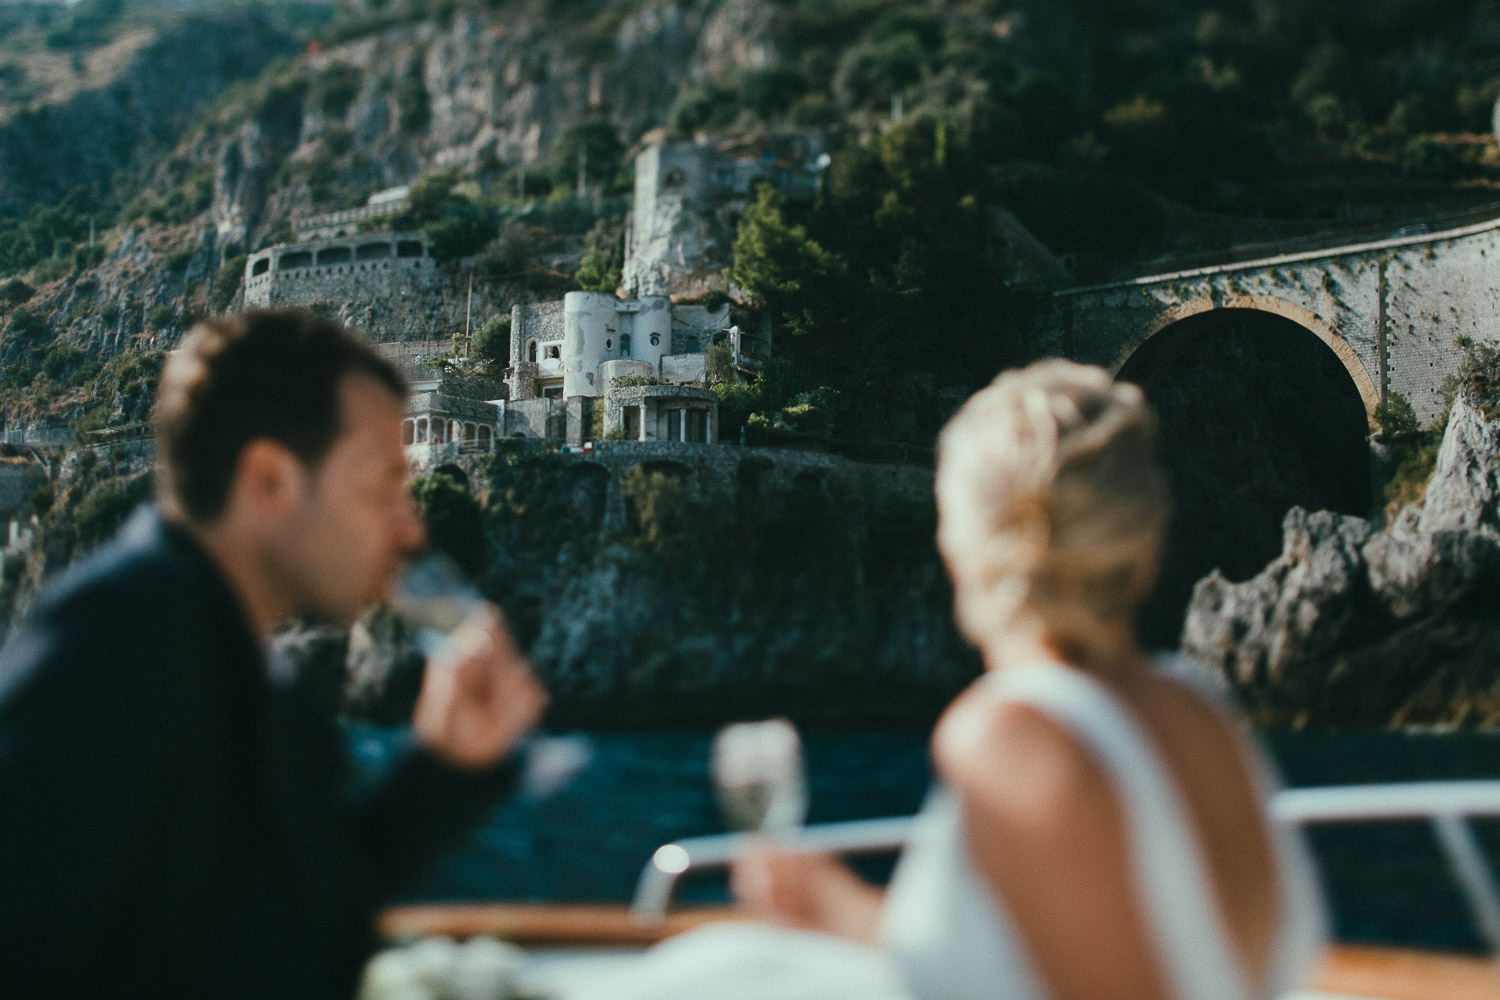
left=935, top=359, right=1170, bottom=663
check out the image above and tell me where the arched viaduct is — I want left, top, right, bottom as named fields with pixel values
left=1047, top=215, right=1500, bottom=425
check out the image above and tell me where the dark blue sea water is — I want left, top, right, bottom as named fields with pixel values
left=347, top=726, right=1500, bottom=953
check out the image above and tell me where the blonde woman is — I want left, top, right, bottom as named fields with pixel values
left=574, top=360, right=1325, bottom=1000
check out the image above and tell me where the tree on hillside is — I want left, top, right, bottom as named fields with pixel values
left=410, top=472, right=486, bottom=578
left=550, top=121, right=624, bottom=194
left=730, top=185, right=842, bottom=335
left=393, top=172, right=456, bottom=230
left=473, top=313, right=510, bottom=366
left=574, top=217, right=623, bottom=292
left=474, top=221, right=534, bottom=279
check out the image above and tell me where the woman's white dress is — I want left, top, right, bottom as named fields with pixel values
left=560, top=661, right=1326, bottom=1000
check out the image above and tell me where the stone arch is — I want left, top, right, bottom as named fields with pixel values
left=1113, top=300, right=1378, bottom=648
left=563, top=462, right=610, bottom=524
left=1113, top=295, right=1380, bottom=415
left=434, top=462, right=469, bottom=488
left=641, top=459, right=692, bottom=477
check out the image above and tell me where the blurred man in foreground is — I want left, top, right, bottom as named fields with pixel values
left=0, top=309, right=545, bottom=998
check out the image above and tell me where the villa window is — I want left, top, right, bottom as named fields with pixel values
left=401, top=420, right=414, bottom=445
left=650, top=333, right=660, bottom=347
left=620, top=334, right=632, bottom=358
left=545, top=345, right=561, bottom=360
left=667, top=409, right=682, bottom=441
left=431, top=421, right=444, bottom=444
left=464, top=423, right=477, bottom=444
left=623, top=405, right=641, bottom=440
left=528, top=340, right=538, bottom=362
left=542, top=385, right=563, bottom=399
left=478, top=426, right=492, bottom=450
left=687, top=409, right=708, bottom=443
left=416, top=418, right=428, bottom=444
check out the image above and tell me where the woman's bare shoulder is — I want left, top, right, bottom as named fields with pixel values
left=933, top=679, right=1114, bottom=834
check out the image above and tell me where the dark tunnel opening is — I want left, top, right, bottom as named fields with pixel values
left=1120, top=308, right=1373, bottom=649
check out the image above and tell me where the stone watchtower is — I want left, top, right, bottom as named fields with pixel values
left=623, top=135, right=830, bottom=298
left=623, top=143, right=730, bottom=298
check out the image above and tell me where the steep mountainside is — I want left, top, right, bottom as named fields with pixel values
left=4, top=1, right=1500, bottom=726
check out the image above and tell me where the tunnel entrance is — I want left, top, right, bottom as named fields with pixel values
left=1119, top=308, right=1373, bottom=648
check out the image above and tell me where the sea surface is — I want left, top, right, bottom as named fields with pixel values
left=346, top=726, right=1500, bottom=952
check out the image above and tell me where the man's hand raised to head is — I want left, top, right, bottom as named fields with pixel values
left=412, top=604, right=547, bottom=770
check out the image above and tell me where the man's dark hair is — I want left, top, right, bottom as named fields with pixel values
left=156, top=309, right=406, bottom=524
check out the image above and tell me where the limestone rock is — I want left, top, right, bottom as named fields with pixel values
left=1182, top=509, right=1370, bottom=698
left=1417, top=392, right=1500, bottom=534
left=1180, top=389, right=1500, bottom=727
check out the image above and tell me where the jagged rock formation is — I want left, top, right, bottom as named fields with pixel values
left=1182, top=390, right=1500, bottom=728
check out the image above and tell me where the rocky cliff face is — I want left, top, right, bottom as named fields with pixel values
left=220, top=0, right=778, bottom=252
left=0, top=0, right=792, bottom=433
left=1181, top=390, right=1500, bottom=728
left=277, top=447, right=978, bottom=729
left=0, top=12, right=296, bottom=216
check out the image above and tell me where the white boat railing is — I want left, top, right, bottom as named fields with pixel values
left=631, top=778, right=1500, bottom=956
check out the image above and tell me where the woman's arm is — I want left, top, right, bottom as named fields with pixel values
left=730, top=845, right=887, bottom=943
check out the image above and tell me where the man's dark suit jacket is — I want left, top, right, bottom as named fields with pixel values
left=0, top=508, right=515, bottom=998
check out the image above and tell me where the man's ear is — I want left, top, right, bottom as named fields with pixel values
left=233, top=439, right=306, bottom=520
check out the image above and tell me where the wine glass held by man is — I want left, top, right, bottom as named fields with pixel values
left=727, top=360, right=1325, bottom=1000
left=0, top=309, right=545, bottom=999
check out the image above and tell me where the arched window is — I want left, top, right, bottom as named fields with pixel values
left=528, top=339, right=538, bottom=362
left=478, top=426, right=492, bottom=451
left=451, top=420, right=462, bottom=443
left=416, top=418, right=428, bottom=444
left=431, top=420, right=444, bottom=444
left=620, top=333, right=632, bottom=358
left=464, top=423, right=477, bottom=444
left=402, top=420, right=414, bottom=445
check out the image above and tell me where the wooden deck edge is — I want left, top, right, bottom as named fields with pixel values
left=1309, top=944, right=1500, bottom=1000
left=379, top=902, right=747, bottom=947
left=380, top=904, right=1500, bottom=998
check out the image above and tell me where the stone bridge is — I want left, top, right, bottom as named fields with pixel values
left=1047, top=215, right=1500, bottom=425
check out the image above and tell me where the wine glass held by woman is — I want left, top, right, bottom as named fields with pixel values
left=729, top=360, right=1324, bottom=1000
